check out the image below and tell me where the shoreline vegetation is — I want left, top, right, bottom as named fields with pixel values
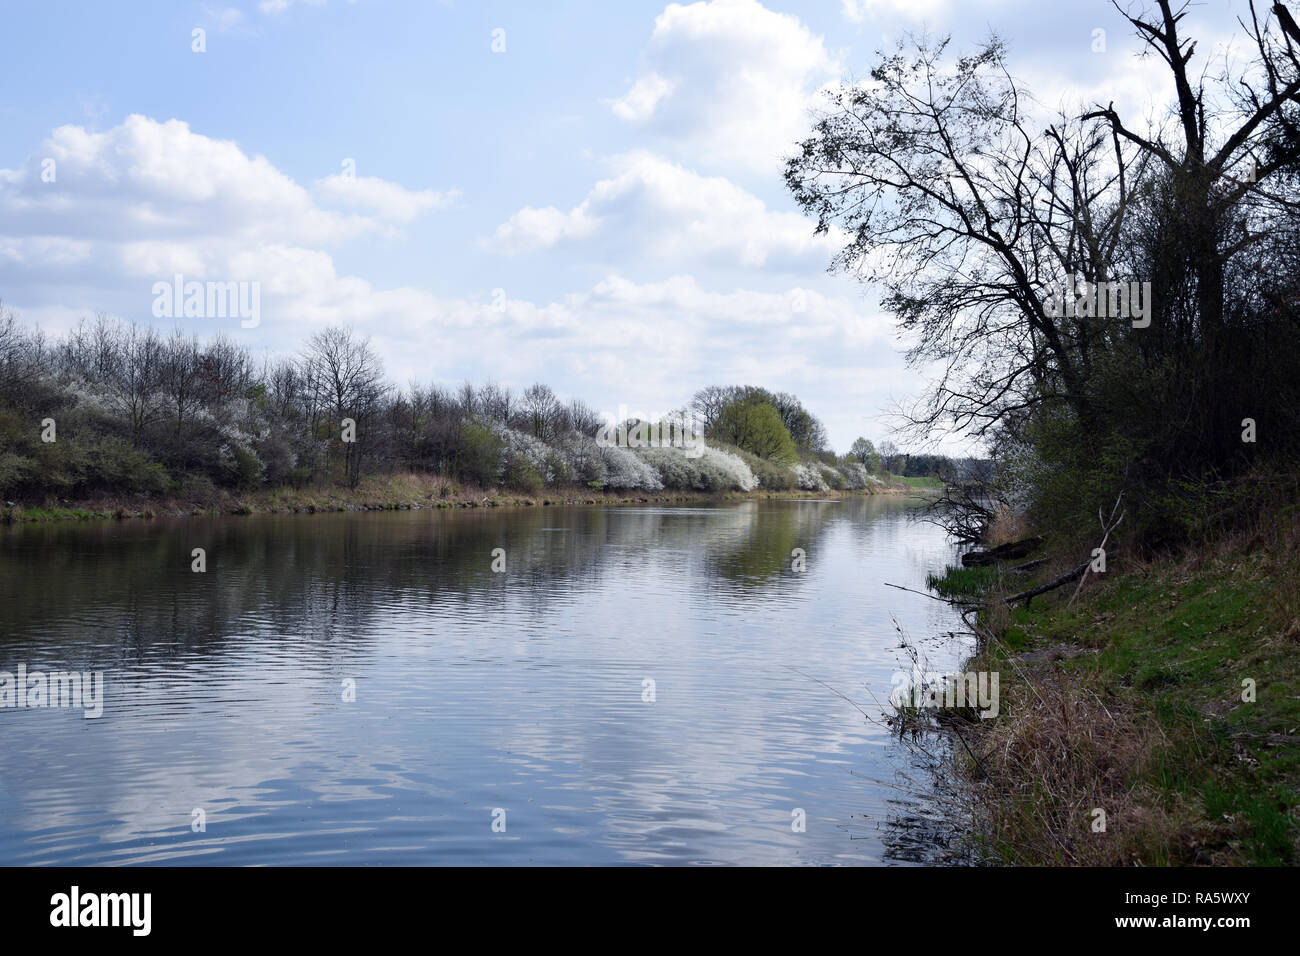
left=923, top=505, right=1299, bottom=866
left=0, top=312, right=960, bottom=526
left=0, top=471, right=936, bottom=524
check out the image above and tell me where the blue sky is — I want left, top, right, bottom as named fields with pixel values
left=0, top=0, right=1250, bottom=452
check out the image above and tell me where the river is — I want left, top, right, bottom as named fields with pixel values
left=0, top=496, right=967, bottom=865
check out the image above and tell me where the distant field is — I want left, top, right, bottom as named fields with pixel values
left=890, top=474, right=943, bottom=488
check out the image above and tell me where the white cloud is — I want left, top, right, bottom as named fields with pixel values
left=0, top=114, right=457, bottom=348
left=313, top=174, right=459, bottom=223
left=488, top=204, right=602, bottom=251
left=0, top=115, right=452, bottom=247
left=206, top=5, right=248, bottom=33
left=0, top=113, right=906, bottom=450
left=611, top=0, right=839, bottom=173
left=609, top=73, right=675, bottom=122
left=486, top=151, right=839, bottom=270
left=341, top=274, right=899, bottom=452
left=841, top=0, right=956, bottom=21
left=259, top=0, right=327, bottom=14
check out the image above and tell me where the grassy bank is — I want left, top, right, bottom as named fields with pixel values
left=931, top=514, right=1300, bottom=865
left=1, top=470, right=918, bottom=524
left=889, top=473, right=943, bottom=489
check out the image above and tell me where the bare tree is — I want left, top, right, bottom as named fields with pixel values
left=0, top=303, right=48, bottom=406
left=689, top=385, right=732, bottom=432
left=520, top=382, right=561, bottom=442
left=108, top=323, right=166, bottom=445
left=786, top=0, right=1300, bottom=530
left=160, top=329, right=201, bottom=442
left=786, top=35, right=1154, bottom=441
left=1082, top=1, right=1300, bottom=348
left=301, top=326, right=389, bottom=487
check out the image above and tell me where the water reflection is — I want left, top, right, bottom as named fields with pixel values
left=0, top=497, right=966, bottom=865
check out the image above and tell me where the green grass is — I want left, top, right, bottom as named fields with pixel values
left=925, top=563, right=999, bottom=600
left=4, top=505, right=112, bottom=521
left=891, top=474, right=943, bottom=488
left=946, top=540, right=1300, bottom=865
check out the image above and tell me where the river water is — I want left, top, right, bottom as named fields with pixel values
left=0, top=496, right=967, bottom=865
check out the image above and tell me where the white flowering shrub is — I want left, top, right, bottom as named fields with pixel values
left=793, top=462, right=829, bottom=491
left=632, top=448, right=710, bottom=491
left=553, top=432, right=662, bottom=490
left=838, top=461, right=875, bottom=489
left=486, top=420, right=561, bottom=482
left=699, top=446, right=758, bottom=491
left=597, top=442, right=663, bottom=489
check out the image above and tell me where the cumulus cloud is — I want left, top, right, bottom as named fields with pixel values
left=312, top=174, right=459, bottom=222
left=0, top=114, right=454, bottom=256
left=485, top=151, right=839, bottom=270
left=0, top=115, right=446, bottom=246
left=610, top=73, right=676, bottom=122
left=841, top=0, right=958, bottom=22
left=343, top=273, right=899, bottom=453
left=610, top=0, right=839, bottom=174
left=0, top=115, right=457, bottom=337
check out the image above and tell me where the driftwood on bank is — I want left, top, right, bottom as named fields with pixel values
left=998, top=561, right=1089, bottom=606
left=1007, top=556, right=1049, bottom=573
left=1000, top=492, right=1125, bottom=608
left=960, top=535, right=1044, bottom=566
left=890, top=492, right=1126, bottom=615
left=1065, top=493, right=1126, bottom=607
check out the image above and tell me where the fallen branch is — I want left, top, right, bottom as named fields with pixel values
left=884, top=581, right=980, bottom=606
left=1066, top=492, right=1126, bottom=607
left=1007, top=556, right=1049, bottom=573
left=995, top=490, right=1125, bottom=608
left=998, top=562, right=1089, bottom=606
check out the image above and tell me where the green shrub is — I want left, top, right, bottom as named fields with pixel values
left=229, top=445, right=264, bottom=490
left=544, top=450, right=574, bottom=486
left=0, top=451, right=33, bottom=495
left=85, top=437, right=170, bottom=494
left=504, top=456, right=544, bottom=492
left=455, top=421, right=504, bottom=487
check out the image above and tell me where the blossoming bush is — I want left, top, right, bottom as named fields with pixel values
left=793, top=462, right=829, bottom=491
left=837, top=461, right=882, bottom=489
left=552, top=431, right=663, bottom=490
left=628, top=444, right=755, bottom=492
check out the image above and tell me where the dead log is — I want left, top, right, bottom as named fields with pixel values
left=1000, top=492, right=1125, bottom=608
left=999, top=561, right=1088, bottom=606
left=961, top=535, right=1044, bottom=566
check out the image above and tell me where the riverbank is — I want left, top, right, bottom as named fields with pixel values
left=932, top=513, right=1300, bottom=865
left=2, top=470, right=926, bottom=524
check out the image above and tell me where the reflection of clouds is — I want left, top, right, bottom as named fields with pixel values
left=0, top=499, right=965, bottom=864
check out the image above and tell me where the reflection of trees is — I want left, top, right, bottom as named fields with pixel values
left=0, top=497, right=920, bottom=670
left=692, top=496, right=928, bottom=588
left=696, top=500, right=840, bottom=586
left=2, top=504, right=837, bottom=665
left=0, top=509, right=614, bottom=665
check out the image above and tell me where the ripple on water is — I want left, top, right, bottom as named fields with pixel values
left=0, top=499, right=967, bottom=865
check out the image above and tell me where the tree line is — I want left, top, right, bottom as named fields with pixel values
left=0, top=310, right=909, bottom=502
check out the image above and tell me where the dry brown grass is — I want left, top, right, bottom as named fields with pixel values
left=985, top=597, right=1012, bottom=637
left=6, top=470, right=903, bottom=523
left=984, top=506, right=1031, bottom=547
left=959, top=663, right=1188, bottom=865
